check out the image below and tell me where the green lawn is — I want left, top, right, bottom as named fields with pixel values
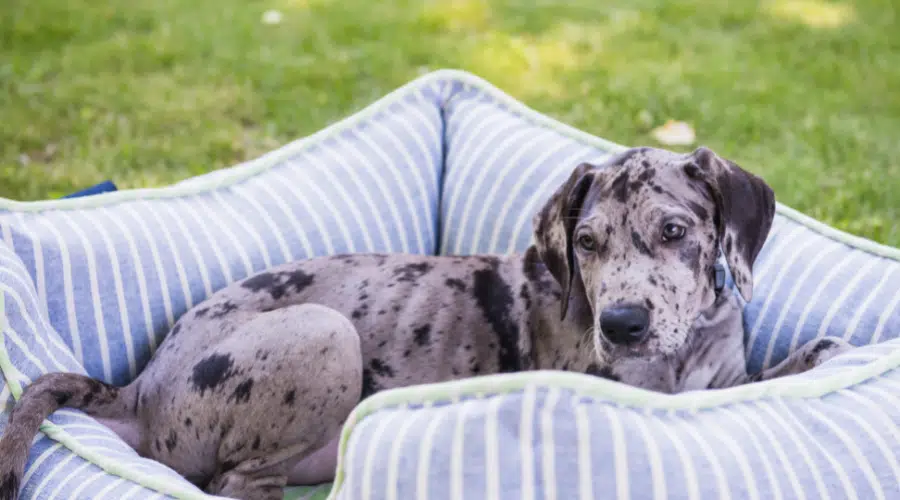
left=1, top=0, right=898, bottom=246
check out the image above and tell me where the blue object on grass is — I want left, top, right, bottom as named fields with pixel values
left=62, top=180, right=118, bottom=199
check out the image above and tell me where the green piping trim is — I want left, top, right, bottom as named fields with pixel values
left=0, top=293, right=226, bottom=499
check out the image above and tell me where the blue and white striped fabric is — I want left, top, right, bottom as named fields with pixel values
left=0, top=75, right=447, bottom=499
left=1, top=69, right=899, bottom=499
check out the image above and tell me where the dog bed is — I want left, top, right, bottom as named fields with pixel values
left=1, top=70, right=898, bottom=499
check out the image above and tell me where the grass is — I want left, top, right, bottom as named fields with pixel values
left=1, top=0, right=898, bottom=246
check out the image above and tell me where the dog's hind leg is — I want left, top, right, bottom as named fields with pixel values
left=200, top=303, right=362, bottom=498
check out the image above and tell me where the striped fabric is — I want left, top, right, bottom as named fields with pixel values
left=1, top=69, right=899, bottom=499
left=334, top=344, right=900, bottom=500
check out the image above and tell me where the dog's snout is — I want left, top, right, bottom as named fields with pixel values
left=599, top=305, right=650, bottom=344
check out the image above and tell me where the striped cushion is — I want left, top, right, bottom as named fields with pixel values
left=333, top=345, right=900, bottom=499
left=1, top=69, right=899, bottom=499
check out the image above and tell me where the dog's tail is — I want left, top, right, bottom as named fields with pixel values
left=0, top=372, right=135, bottom=500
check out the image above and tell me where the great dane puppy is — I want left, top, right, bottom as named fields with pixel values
left=0, top=146, right=852, bottom=499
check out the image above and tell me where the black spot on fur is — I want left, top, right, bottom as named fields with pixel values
left=648, top=275, right=658, bottom=286
left=0, top=471, right=18, bottom=500
left=644, top=298, right=655, bottom=311
left=351, top=304, right=369, bottom=319
left=165, top=429, right=178, bottom=453
left=610, top=147, right=648, bottom=168
left=631, top=231, right=653, bottom=257
left=190, top=353, right=235, bottom=396
left=169, top=323, right=181, bottom=338
left=241, top=270, right=315, bottom=300
left=445, top=278, right=467, bottom=292
left=684, top=162, right=700, bottom=178
left=228, top=379, right=254, bottom=404
left=370, top=358, right=395, bottom=378
left=519, top=283, right=532, bottom=309
left=687, top=201, right=709, bottom=222
left=361, top=368, right=379, bottom=398
left=610, top=169, right=630, bottom=203
left=413, top=325, right=431, bottom=346
left=221, top=460, right=239, bottom=472
left=184, top=417, right=192, bottom=427
left=210, top=301, right=238, bottom=319
left=472, top=263, right=521, bottom=373
left=812, top=338, right=837, bottom=354
left=804, top=339, right=839, bottom=365
left=522, top=246, right=547, bottom=284
left=155, top=438, right=161, bottom=453
left=586, top=363, right=620, bottom=381
left=252, top=435, right=261, bottom=450
left=403, top=349, right=411, bottom=357
left=80, top=380, right=105, bottom=407
left=678, top=243, right=702, bottom=274
left=194, top=307, right=210, bottom=318
left=51, top=391, right=71, bottom=406
left=652, top=185, right=664, bottom=194
left=393, top=262, right=433, bottom=282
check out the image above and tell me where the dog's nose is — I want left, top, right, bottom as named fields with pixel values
left=599, top=305, right=650, bottom=344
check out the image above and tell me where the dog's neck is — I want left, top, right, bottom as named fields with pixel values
left=519, top=246, right=597, bottom=372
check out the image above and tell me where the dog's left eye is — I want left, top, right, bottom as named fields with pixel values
left=662, top=223, right=686, bottom=241
left=576, top=233, right=596, bottom=251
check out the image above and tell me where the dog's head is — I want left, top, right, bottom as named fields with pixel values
left=533, top=146, right=775, bottom=360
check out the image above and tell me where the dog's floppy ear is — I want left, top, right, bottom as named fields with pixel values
left=533, top=162, right=597, bottom=320
left=687, top=147, right=776, bottom=302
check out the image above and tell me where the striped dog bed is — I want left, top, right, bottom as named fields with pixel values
left=1, top=70, right=898, bottom=499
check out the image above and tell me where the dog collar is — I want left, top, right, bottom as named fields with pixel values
left=714, top=261, right=726, bottom=294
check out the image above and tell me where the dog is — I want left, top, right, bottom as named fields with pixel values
left=0, top=146, right=853, bottom=499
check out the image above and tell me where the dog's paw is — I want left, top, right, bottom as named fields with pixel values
left=801, top=337, right=854, bottom=369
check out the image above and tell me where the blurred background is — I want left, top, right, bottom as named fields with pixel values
left=1, top=0, right=897, bottom=245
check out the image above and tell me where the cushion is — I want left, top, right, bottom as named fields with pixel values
left=2, top=69, right=899, bottom=499
left=0, top=76, right=446, bottom=498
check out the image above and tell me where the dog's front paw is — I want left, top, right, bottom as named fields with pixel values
left=801, top=337, right=854, bottom=369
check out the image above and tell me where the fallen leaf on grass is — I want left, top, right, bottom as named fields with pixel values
left=18, top=143, right=59, bottom=167
left=262, top=10, right=283, bottom=25
left=651, top=120, right=696, bottom=146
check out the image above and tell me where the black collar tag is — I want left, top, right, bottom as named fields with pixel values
left=714, top=261, right=726, bottom=293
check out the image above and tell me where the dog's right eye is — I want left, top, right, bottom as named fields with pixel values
left=662, top=223, right=687, bottom=241
left=576, top=233, right=596, bottom=251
